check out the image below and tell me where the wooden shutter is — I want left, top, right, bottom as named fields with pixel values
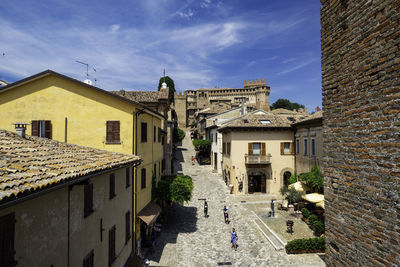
left=0, top=213, right=16, bottom=267
left=44, top=120, right=52, bottom=139
left=84, top=183, right=93, bottom=217
left=109, top=226, right=116, bottom=265
left=248, top=143, right=253, bottom=155
left=261, top=143, right=266, bottom=156
left=126, top=168, right=130, bottom=188
left=109, top=174, right=115, bottom=199
left=31, top=120, right=39, bottom=137
left=290, top=142, right=295, bottom=155
left=106, top=121, right=113, bottom=142
left=113, top=121, right=120, bottom=142
left=280, top=142, right=284, bottom=155
left=141, top=123, right=147, bottom=142
left=125, top=211, right=130, bottom=243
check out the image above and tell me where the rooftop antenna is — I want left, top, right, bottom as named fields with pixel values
left=93, top=67, right=97, bottom=86
left=163, top=68, right=166, bottom=83
left=76, top=60, right=89, bottom=79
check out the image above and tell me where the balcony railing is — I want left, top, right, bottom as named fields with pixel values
left=245, top=154, right=272, bottom=164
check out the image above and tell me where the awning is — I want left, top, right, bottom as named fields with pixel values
left=316, top=200, right=325, bottom=209
left=137, top=202, right=161, bottom=225
left=302, top=193, right=324, bottom=203
left=288, top=181, right=311, bottom=192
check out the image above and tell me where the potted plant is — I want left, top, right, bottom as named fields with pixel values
left=301, top=208, right=310, bottom=224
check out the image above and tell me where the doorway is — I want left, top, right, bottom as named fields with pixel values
left=214, top=153, right=217, bottom=170
left=283, top=171, right=292, bottom=187
left=248, top=175, right=266, bottom=193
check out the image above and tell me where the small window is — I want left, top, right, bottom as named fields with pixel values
left=125, top=211, right=131, bottom=244
left=109, top=174, right=116, bottom=199
left=304, top=138, right=308, bottom=156
left=126, top=168, right=130, bottom=188
left=158, top=127, right=161, bottom=143
left=109, top=226, right=116, bottom=265
left=0, top=213, right=16, bottom=266
left=281, top=142, right=294, bottom=155
left=84, top=182, right=94, bottom=217
left=296, top=139, right=300, bottom=155
left=259, top=119, right=271, bottom=124
left=141, top=122, right=147, bottom=143
left=141, top=168, right=146, bottom=189
left=31, top=120, right=52, bottom=139
left=311, top=138, right=316, bottom=156
left=154, top=126, right=156, bottom=142
left=83, top=250, right=94, bottom=267
left=222, top=143, right=226, bottom=154
left=252, top=143, right=260, bottom=155
left=227, top=142, right=231, bottom=155
left=106, top=121, right=120, bottom=143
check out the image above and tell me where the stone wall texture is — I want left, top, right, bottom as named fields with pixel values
left=321, top=0, right=400, bottom=266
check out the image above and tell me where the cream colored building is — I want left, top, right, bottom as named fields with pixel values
left=0, top=129, right=141, bottom=266
left=218, top=110, right=305, bottom=195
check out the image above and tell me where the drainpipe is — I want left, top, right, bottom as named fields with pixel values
left=133, top=108, right=145, bottom=257
left=67, top=185, right=71, bottom=267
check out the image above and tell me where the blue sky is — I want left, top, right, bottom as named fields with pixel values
left=0, top=0, right=322, bottom=111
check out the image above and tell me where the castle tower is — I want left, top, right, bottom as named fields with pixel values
left=244, top=79, right=270, bottom=111
left=174, top=91, right=187, bottom=128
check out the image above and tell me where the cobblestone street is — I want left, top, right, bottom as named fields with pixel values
left=146, top=133, right=325, bottom=267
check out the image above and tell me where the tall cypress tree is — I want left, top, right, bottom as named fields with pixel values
left=158, top=76, right=176, bottom=103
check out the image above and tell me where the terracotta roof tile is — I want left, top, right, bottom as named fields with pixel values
left=0, top=130, right=140, bottom=202
left=111, top=90, right=161, bottom=103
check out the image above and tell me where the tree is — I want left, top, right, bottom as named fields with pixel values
left=298, top=166, right=324, bottom=193
left=158, top=76, right=176, bottom=104
left=173, top=128, right=185, bottom=143
left=271, top=99, right=305, bottom=111
left=154, top=175, right=193, bottom=205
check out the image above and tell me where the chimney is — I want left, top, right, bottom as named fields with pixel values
left=13, top=122, right=29, bottom=138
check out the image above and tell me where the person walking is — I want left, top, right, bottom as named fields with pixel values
left=223, top=206, right=229, bottom=224
left=271, top=199, right=275, bottom=217
left=231, top=228, right=238, bottom=251
left=191, top=155, right=195, bottom=165
left=204, top=201, right=208, bottom=217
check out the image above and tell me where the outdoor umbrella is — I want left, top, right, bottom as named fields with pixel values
left=302, top=193, right=324, bottom=203
left=288, top=181, right=311, bottom=192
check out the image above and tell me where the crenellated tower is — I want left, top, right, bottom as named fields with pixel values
left=244, top=79, right=270, bottom=111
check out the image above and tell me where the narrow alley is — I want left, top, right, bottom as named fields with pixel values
left=146, top=132, right=325, bottom=266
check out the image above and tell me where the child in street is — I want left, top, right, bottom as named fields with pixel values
left=231, top=228, right=238, bottom=251
left=204, top=201, right=208, bottom=217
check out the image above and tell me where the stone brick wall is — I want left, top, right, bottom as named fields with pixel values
left=321, top=0, right=399, bottom=266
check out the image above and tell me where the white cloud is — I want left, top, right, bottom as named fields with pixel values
left=278, top=59, right=316, bottom=75
left=201, top=0, right=212, bottom=8
left=110, top=24, right=120, bottom=32
left=177, top=9, right=194, bottom=18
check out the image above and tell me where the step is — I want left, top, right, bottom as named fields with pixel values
left=252, top=212, right=285, bottom=251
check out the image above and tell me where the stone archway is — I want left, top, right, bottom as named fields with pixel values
left=280, top=168, right=295, bottom=188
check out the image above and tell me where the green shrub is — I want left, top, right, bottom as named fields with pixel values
left=312, top=220, right=325, bottom=236
left=285, top=237, right=325, bottom=252
left=173, top=128, right=186, bottom=143
left=192, top=139, right=211, bottom=152
left=308, top=214, right=318, bottom=224
left=298, top=166, right=323, bottom=192
left=288, top=174, right=297, bottom=184
left=301, top=208, right=310, bottom=218
left=190, top=121, right=196, bottom=128
left=170, top=175, right=193, bottom=205
left=155, top=175, right=193, bottom=205
left=286, top=187, right=304, bottom=204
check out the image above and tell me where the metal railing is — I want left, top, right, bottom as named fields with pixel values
left=245, top=154, right=272, bottom=164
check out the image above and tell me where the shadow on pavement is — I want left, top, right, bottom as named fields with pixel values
left=173, top=145, right=186, bottom=173
left=146, top=203, right=197, bottom=263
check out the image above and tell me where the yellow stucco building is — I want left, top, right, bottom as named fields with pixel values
left=0, top=70, right=164, bottom=255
